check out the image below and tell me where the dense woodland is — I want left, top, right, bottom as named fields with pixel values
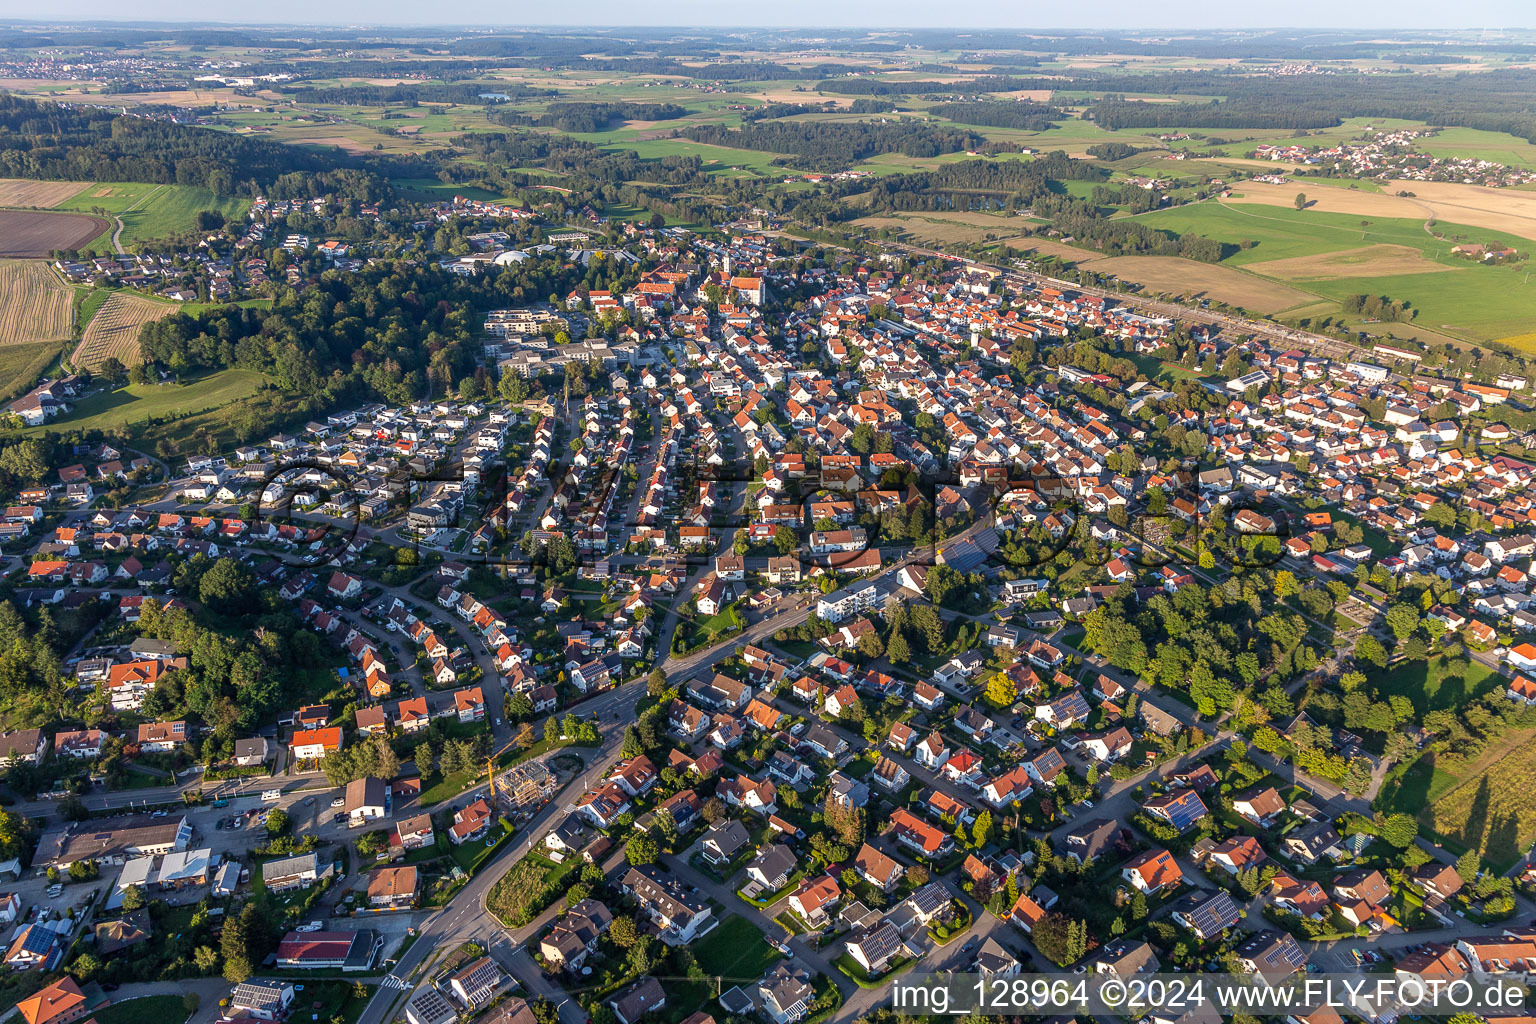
left=138, top=256, right=585, bottom=407
left=281, top=82, right=554, bottom=106
left=813, top=75, right=1055, bottom=95
left=926, top=100, right=1065, bottom=130
left=451, top=131, right=707, bottom=189
left=679, top=120, right=987, bottom=171
left=494, top=102, right=689, bottom=133
left=0, top=94, right=411, bottom=197
left=1084, top=68, right=1536, bottom=138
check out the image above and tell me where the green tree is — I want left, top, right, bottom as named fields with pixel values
left=774, top=526, right=799, bottom=556
left=1385, top=603, right=1421, bottom=642
left=415, top=738, right=437, bottom=775
left=625, top=831, right=659, bottom=866
left=1273, top=571, right=1300, bottom=599
left=984, top=672, right=1017, bottom=710
left=198, top=558, right=257, bottom=614
left=372, top=733, right=401, bottom=780
left=1456, top=848, right=1481, bottom=882
left=193, top=944, right=221, bottom=973
left=1354, top=635, right=1388, bottom=668
left=70, top=952, right=103, bottom=980
left=971, top=810, right=992, bottom=848
left=0, top=440, right=49, bottom=483
left=1377, top=813, right=1418, bottom=849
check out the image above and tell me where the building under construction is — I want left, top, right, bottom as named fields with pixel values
left=494, top=760, right=558, bottom=811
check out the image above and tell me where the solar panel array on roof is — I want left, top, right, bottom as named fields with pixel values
left=1149, top=789, right=1209, bottom=832
left=939, top=539, right=986, bottom=572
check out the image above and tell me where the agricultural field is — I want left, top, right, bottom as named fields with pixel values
left=1131, top=201, right=1536, bottom=342
left=1085, top=255, right=1321, bottom=314
left=1010, top=238, right=1115, bottom=264
left=0, top=260, right=73, bottom=345
left=0, top=178, right=91, bottom=207
left=1247, top=244, right=1454, bottom=281
left=72, top=293, right=177, bottom=370
left=1413, top=726, right=1536, bottom=870
left=600, top=137, right=800, bottom=177
left=0, top=340, right=69, bottom=402
left=1413, top=126, right=1536, bottom=171
left=51, top=182, right=251, bottom=247
left=0, top=210, right=110, bottom=257
left=853, top=210, right=1021, bottom=246
left=1223, top=178, right=1536, bottom=245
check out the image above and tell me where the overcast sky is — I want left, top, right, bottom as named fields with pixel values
left=0, top=1, right=1528, bottom=30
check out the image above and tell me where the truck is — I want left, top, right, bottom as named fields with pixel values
left=261, top=790, right=281, bottom=801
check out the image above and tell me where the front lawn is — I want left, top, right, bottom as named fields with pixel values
left=693, top=914, right=782, bottom=981
left=834, top=952, right=914, bottom=988
left=85, top=997, right=185, bottom=1024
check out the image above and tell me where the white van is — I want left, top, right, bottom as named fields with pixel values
left=261, top=789, right=281, bottom=801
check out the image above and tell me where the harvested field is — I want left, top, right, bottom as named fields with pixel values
left=1224, top=180, right=1431, bottom=219
left=852, top=210, right=1027, bottom=245
left=0, top=210, right=109, bottom=256
left=1008, top=238, right=1112, bottom=263
left=1224, top=178, right=1536, bottom=245
left=0, top=179, right=89, bottom=207
left=1389, top=179, right=1536, bottom=243
left=1247, top=243, right=1455, bottom=280
left=1088, top=255, right=1319, bottom=314
left=0, top=260, right=73, bottom=345
left=72, top=293, right=175, bottom=369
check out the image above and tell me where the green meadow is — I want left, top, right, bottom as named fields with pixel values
left=1131, top=201, right=1536, bottom=341
left=53, top=181, right=250, bottom=246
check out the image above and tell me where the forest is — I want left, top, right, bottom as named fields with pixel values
left=0, top=94, right=415, bottom=198
left=812, top=75, right=1052, bottom=95
left=849, top=150, right=1106, bottom=213
left=137, top=255, right=583, bottom=406
left=1085, top=68, right=1536, bottom=139
left=927, top=100, right=1065, bottom=131
left=450, top=131, right=707, bottom=190
left=281, top=82, right=555, bottom=106
left=679, top=121, right=987, bottom=172
left=494, top=102, right=689, bottom=133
